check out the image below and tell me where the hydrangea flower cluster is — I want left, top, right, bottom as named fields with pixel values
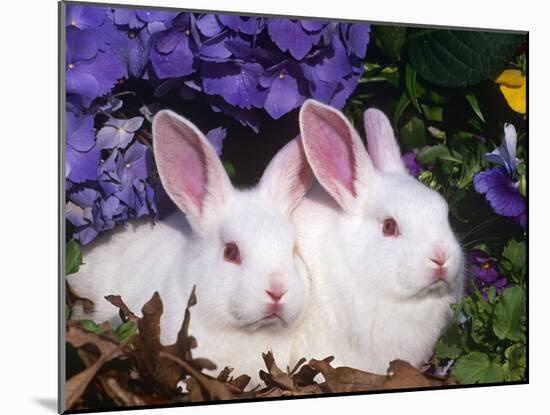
left=65, top=5, right=370, bottom=244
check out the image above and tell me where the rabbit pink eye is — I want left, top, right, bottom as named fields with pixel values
left=382, top=218, right=399, bottom=237
left=223, top=242, right=241, bottom=264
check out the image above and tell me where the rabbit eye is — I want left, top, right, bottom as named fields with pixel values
left=223, top=242, right=241, bottom=264
left=382, top=218, right=399, bottom=237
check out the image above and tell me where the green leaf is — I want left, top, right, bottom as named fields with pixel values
left=115, top=320, right=138, bottom=343
left=435, top=322, right=463, bottom=359
left=416, top=144, right=450, bottom=164
left=405, top=63, right=422, bottom=113
left=223, top=161, right=237, bottom=179
left=81, top=320, right=104, bottom=334
left=451, top=352, right=504, bottom=384
left=493, top=286, right=526, bottom=342
left=502, top=343, right=526, bottom=381
left=393, top=93, right=410, bottom=128
left=399, top=116, right=426, bottom=151
left=373, top=26, right=407, bottom=61
left=502, top=239, right=526, bottom=274
left=465, top=93, right=485, bottom=123
left=66, top=240, right=82, bottom=275
left=421, top=104, right=443, bottom=122
left=407, top=29, right=523, bottom=87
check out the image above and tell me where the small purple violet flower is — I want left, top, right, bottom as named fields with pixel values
left=468, top=250, right=509, bottom=298
left=402, top=150, right=423, bottom=177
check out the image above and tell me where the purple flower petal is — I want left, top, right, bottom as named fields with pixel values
left=66, top=27, right=99, bottom=62
left=66, top=142, right=100, bottom=183
left=474, top=168, right=526, bottom=217
left=66, top=112, right=96, bottom=152
left=151, top=33, right=196, bottom=79
left=312, top=35, right=352, bottom=82
left=66, top=5, right=106, bottom=30
left=263, top=70, right=305, bottom=119
left=300, top=20, right=326, bottom=32
left=197, top=14, right=224, bottom=37
left=343, top=23, right=371, bottom=58
left=218, top=15, right=260, bottom=35
left=136, top=9, right=174, bottom=24
left=202, top=61, right=266, bottom=109
left=267, top=19, right=320, bottom=60
left=402, top=151, right=423, bottom=177
left=199, top=31, right=233, bottom=61
left=206, top=127, right=227, bottom=156
left=123, top=143, right=150, bottom=180
left=113, top=8, right=144, bottom=29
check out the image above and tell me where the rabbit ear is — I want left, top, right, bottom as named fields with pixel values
left=152, top=110, right=232, bottom=228
left=299, top=99, right=374, bottom=214
left=363, top=108, right=407, bottom=174
left=259, top=137, right=314, bottom=216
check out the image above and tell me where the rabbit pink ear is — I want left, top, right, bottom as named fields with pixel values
left=299, top=99, right=374, bottom=214
left=363, top=108, right=406, bottom=174
left=259, top=137, right=313, bottom=216
left=152, top=110, right=232, bottom=227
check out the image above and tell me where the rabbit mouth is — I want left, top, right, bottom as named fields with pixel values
left=242, top=313, right=286, bottom=330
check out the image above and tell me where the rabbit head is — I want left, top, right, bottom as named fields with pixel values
left=299, top=99, right=464, bottom=302
left=152, top=110, right=313, bottom=333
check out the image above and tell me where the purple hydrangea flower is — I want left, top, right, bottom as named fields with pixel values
left=109, top=7, right=175, bottom=78
left=150, top=13, right=198, bottom=79
left=96, top=116, right=144, bottom=149
left=66, top=111, right=100, bottom=183
left=474, top=124, right=525, bottom=228
left=218, top=15, right=263, bottom=35
left=67, top=5, right=106, bottom=30
left=202, top=61, right=266, bottom=109
left=206, top=127, right=227, bottom=156
left=267, top=19, right=323, bottom=60
left=66, top=26, right=126, bottom=107
left=260, top=61, right=308, bottom=119
left=340, top=23, right=371, bottom=58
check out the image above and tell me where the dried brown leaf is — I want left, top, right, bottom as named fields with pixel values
left=309, top=358, right=386, bottom=393
left=105, top=295, right=139, bottom=322
left=292, top=356, right=333, bottom=386
left=66, top=323, right=121, bottom=358
left=259, top=351, right=297, bottom=392
left=383, top=360, right=457, bottom=389
left=230, top=374, right=251, bottom=391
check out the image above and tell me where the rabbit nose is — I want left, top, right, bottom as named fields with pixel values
left=430, top=245, right=449, bottom=267
left=430, top=256, right=447, bottom=267
left=266, top=288, right=286, bottom=303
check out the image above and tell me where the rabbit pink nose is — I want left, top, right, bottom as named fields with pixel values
left=430, top=256, right=446, bottom=267
left=266, top=288, right=286, bottom=303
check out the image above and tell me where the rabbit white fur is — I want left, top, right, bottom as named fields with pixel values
left=68, top=109, right=313, bottom=384
left=290, top=100, right=465, bottom=374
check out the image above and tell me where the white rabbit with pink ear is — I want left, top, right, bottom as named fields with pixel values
left=68, top=109, right=313, bottom=384
left=290, top=99, right=465, bottom=374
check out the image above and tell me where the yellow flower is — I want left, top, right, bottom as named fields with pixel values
left=495, top=69, right=526, bottom=115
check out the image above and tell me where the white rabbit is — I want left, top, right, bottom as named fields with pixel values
left=290, top=99, right=465, bottom=375
left=68, top=109, right=313, bottom=384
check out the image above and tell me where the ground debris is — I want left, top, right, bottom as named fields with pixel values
left=66, top=287, right=458, bottom=410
